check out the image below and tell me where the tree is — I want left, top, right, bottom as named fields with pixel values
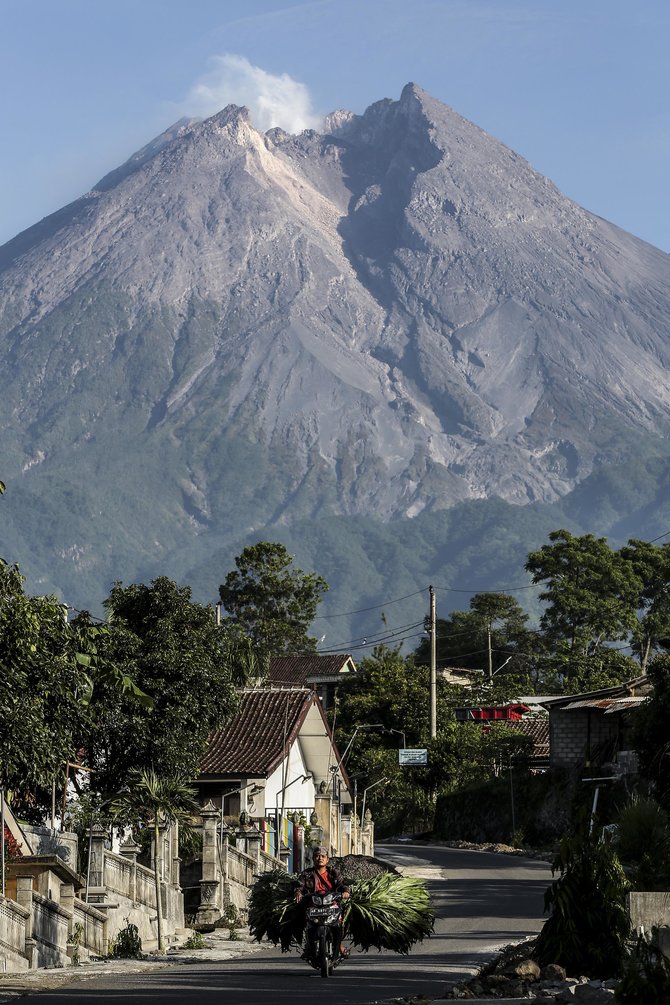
left=413, top=593, right=540, bottom=692
left=333, top=646, right=532, bottom=834
left=0, top=561, right=102, bottom=817
left=80, top=577, right=239, bottom=797
left=525, top=530, right=642, bottom=687
left=619, top=539, right=670, bottom=671
left=111, top=769, right=199, bottom=951
left=632, top=654, right=670, bottom=801
left=218, top=542, right=328, bottom=654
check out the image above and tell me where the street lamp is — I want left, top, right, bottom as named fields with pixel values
left=385, top=728, right=406, bottom=748
left=328, top=723, right=385, bottom=789
left=361, top=777, right=389, bottom=827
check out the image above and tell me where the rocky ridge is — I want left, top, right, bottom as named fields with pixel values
left=1, top=84, right=669, bottom=607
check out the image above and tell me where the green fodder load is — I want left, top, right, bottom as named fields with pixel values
left=248, top=870, right=303, bottom=952
left=344, top=873, right=434, bottom=954
left=249, top=868, right=433, bottom=955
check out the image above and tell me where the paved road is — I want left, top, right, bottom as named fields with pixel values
left=14, top=843, right=553, bottom=1004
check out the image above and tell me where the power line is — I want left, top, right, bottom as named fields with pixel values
left=319, top=619, right=426, bottom=650
left=318, top=630, right=427, bottom=655
left=432, top=583, right=541, bottom=594
left=312, top=589, right=427, bottom=619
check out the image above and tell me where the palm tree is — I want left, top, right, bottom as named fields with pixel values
left=112, top=769, right=199, bottom=951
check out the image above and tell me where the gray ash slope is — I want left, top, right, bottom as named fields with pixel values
left=1, top=83, right=669, bottom=608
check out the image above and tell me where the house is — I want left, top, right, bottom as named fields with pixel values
left=541, top=675, right=651, bottom=770
left=267, top=654, right=357, bottom=710
left=453, top=702, right=549, bottom=768
left=454, top=702, right=530, bottom=722
left=196, top=687, right=354, bottom=858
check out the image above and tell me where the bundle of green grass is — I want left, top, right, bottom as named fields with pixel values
left=248, top=868, right=434, bottom=954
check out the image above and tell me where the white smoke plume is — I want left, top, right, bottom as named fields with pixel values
left=181, top=54, right=322, bottom=134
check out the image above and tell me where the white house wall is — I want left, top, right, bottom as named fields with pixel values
left=264, top=742, right=315, bottom=816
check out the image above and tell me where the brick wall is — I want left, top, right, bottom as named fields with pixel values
left=550, top=709, right=620, bottom=768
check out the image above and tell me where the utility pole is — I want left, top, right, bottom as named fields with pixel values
left=487, top=624, right=493, bottom=682
left=429, top=585, right=437, bottom=739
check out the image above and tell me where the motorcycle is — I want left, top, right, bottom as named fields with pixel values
left=302, top=891, right=346, bottom=978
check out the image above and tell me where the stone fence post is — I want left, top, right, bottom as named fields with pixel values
left=15, top=876, right=35, bottom=967
left=119, top=838, right=141, bottom=903
left=195, top=802, right=220, bottom=928
left=87, top=823, right=107, bottom=902
left=60, top=883, right=75, bottom=938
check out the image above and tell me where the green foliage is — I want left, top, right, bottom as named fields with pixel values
left=248, top=869, right=433, bottom=955
left=0, top=561, right=100, bottom=812
left=248, top=870, right=304, bottom=952
left=80, top=576, right=239, bottom=795
left=181, top=930, right=207, bottom=950
left=632, top=655, right=670, bottom=800
left=616, top=931, right=670, bottom=1004
left=219, top=541, right=328, bottom=654
left=525, top=530, right=643, bottom=688
left=112, top=768, right=200, bottom=953
left=620, top=540, right=670, bottom=671
left=69, top=922, right=84, bottom=966
left=109, top=923, right=143, bottom=958
left=535, top=828, right=630, bottom=977
left=614, top=796, right=670, bottom=890
left=526, top=529, right=641, bottom=648
left=111, top=768, right=199, bottom=835
left=414, top=592, right=542, bottom=691
left=335, top=646, right=536, bottom=835
left=343, top=873, right=434, bottom=954
left=223, top=903, right=241, bottom=940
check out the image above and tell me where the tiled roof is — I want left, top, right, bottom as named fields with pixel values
left=200, top=688, right=312, bottom=776
left=269, top=654, right=354, bottom=687
left=501, top=719, right=550, bottom=760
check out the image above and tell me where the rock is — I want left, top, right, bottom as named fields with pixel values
left=601, top=979, right=619, bottom=991
left=508, top=958, right=541, bottom=981
left=570, top=988, right=618, bottom=1005
left=505, top=980, right=527, bottom=997
left=541, top=963, right=567, bottom=981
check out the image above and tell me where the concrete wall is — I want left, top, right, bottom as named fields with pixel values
left=0, top=894, right=30, bottom=972
left=21, top=826, right=79, bottom=873
left=628, top=891, right=670, bottom=932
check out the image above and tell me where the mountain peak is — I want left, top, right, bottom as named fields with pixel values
left=1, top=85, right=669, bottom=613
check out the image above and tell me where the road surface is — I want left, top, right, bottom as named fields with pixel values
left=14, top=842, right=553, bottom=1004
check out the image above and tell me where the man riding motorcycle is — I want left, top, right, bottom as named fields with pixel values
left=294, top=846, right=350, bottom=958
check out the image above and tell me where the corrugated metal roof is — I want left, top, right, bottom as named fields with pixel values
left=562, top=696, right=647, bottom=713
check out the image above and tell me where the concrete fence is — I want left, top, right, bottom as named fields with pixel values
left=0, top=894, right=30, bottom=972
left=193, top=802, right=286, bottom=929
left=2, top=824, right=184, bottom=972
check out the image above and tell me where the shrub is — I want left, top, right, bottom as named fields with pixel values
left=535, top=827, right=630, bottom=977
left=616, top=930, right=670, bottom=1004
left=615, top=796, right=670, bottom=890
left=109, top=923, right=143, bottom=958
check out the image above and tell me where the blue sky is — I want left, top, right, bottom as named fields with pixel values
left=1, top=0, right=668, bottom=249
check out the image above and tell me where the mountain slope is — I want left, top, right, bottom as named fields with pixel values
left=0, top=83, right=669, bottom=613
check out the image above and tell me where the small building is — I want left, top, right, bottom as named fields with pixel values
left=196, top=687, right=353, bottom=858
left=267, top=654, right=357, bottom=710
left=541, top=676, right=651, bottom=770
left=454, top=703, right=530, bottom=722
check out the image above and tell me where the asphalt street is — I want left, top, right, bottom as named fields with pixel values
left=8, top=843, right=553, bottom=1004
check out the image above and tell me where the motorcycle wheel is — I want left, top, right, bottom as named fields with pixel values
left=319, top=930, right=331, bottom=978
